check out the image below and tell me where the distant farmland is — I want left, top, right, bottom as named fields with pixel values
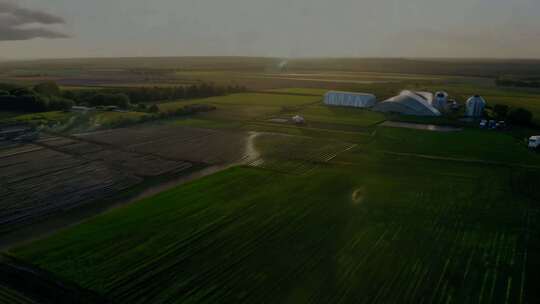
left=2, top=58, right=540, bottom=303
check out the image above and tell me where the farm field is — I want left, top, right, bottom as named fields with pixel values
left=293, top=105, right=386, bottom=129
left=77, top=124, right=251, bottom=165
left=0, top=141, right=141, bottom=235
left=368, top=127, right=540, bottom=166
left=12, top=154, right=540, bottom=303
left=0, top=285, right=36, bottom=304
left=0, top=129, right=198, bottom=236
left=0, top=110, right=154, bottom=132
left=2, top=122, right=291, bottom=250
left=2, top=58, right=540, bottom=303
left=261, top=87, right=329, bottom=95
left=159, top=93, right=321, bottom=109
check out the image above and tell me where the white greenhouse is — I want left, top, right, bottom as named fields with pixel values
left=373, top=90, right=441, bottom=116
left=324, top=91, right=377, bottom=108
left=465, top=95, right=486, bottom=117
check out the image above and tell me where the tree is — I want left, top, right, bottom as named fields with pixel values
left=88, top=93, right=131, bottom=108
left=48, top=96, right=75, bottom=111
left=493, top=104, right=509, bottom=119
left=507, top=108, right=533, bottom=126
left=34, top=82, right=61, bottom=96
left=10, top=87, right=34, bottom=96
left=0, top=90, right=9, bottom=96
left=137, top=103, right=147, bottom=111
left=149, top=104, right=160, bottom=113
left=113, top=93, right=131, bottom=108
left=0, top=83, right=19, bottom=91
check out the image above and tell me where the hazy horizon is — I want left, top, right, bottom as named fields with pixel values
left=1, top=0, right=540, bottom=60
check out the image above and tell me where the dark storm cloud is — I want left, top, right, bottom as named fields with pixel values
left=0, top=1, right=69, bottom=41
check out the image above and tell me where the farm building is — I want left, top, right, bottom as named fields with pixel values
left=373, top=90, right=441, bottom=116
left=432, top=91, right=448, bottom=112
left=465, top=95, right=486, bottom=117
left=292, top=115, right=305, bottom=124
left=324, top=91, right=376, bottom=108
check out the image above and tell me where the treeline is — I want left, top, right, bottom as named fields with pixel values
left=491, top=104, right=534, bottom=126
left=0, top=82, right=248, bottom=113
left=496, top=76, right=540, bottom=88
left=97, top=83, right=247, bottom=104
left=0, top=82, right=74, bottom=112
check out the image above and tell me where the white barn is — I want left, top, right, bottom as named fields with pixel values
left=324, top=91, right=376, bottom=108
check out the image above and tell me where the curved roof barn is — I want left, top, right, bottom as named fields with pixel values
left=373, top=90, right=441, bottom=116
left=324, top=91, right=376, bottom=108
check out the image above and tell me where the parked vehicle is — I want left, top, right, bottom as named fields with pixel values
left=479, top=120, right=488, bottom=128
left=529, top=136, right=540, bottom=150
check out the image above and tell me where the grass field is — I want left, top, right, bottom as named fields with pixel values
left=369, top=127, right=540, bottom=165
left=261, top=88, right=329, bottom=96
left=159, top=93, right=321, bottom=111
left=3, top=111, right=75, bottom=126
left=295, top=105, right=386, bottom=128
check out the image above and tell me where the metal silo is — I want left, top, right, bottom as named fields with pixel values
left=466, top=95, right=486, bottom=117
left=432, top=91, right=448, bottom=112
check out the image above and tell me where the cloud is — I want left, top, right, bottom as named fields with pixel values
left=0, top=1, right=69, bottom=41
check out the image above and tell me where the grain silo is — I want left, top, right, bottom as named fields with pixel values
left=324, top=91, right=376, bottom=108
left=465, top=95, right=486, bottom=117
left=432, top=91, right=448, bottom=112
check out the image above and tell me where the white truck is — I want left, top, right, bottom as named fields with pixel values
left=529, top=136, right=540, bottom=150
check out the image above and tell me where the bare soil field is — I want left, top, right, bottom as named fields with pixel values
left=0, top=143, right=141, bottom=234
left=77, top=124, right=250, bottom=165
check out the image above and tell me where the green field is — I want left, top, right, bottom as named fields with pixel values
left=3, top=111, right=75, bottom=125
left=12, top=152, right=540, bottom=303
left=262, top=88, right=330, bottom=96
left=370, top=127, right=540, bottom=165
left=10, top=115, right=540, bottom=303
left=0, top=285, right=37, bottom=304
left=296, top=105, right=386, bottom=128
left=159, top=93, right=321, bottom=111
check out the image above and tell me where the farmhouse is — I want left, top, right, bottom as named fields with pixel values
left=324, top=91, right=376, bottom=108
left=373, top=90, right=441, bottom=116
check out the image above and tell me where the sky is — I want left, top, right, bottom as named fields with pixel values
left=1, top=0, right=540, bottom=59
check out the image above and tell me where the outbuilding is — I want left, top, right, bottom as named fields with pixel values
left=292, top=115, right=305, bottom=124
left=372, top=90, right=441, bottom=116
left=324, top=91, right=376, bottom=108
